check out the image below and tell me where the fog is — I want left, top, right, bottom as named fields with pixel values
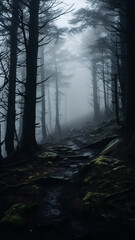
left=55, top=1, right=92, bottom=122
left=0, top=0, right=114, bottom=155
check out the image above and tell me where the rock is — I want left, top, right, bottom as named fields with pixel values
left=38, top=152, right=58, bottom=159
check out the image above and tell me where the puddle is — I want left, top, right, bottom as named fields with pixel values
left=50, top=168, right=78, bottom=181
left=66, top=140, right=80, bottom=150
left=70, top=164, right=78, bottom=168
left=64, top=169, right=78, bottom=178
left=43, top=186, right=62, bottom=217
left=81, top=151, right=93, bottom=158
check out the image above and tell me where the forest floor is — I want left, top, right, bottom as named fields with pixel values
left=0, top=119, right=135, bottom=240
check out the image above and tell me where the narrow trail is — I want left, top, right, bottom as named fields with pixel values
left=0, top=119, right=119, bottom=240
left=31, top=120, right=118, bottom=240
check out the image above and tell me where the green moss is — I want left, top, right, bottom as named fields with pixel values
left=82, top=191, right=106, bottom=212
left=84, top=177, right=91, bottom=183
left=32, top=184, right=39, bottom=190
left=14, top=168, right=27, bottom=173
left=0, top=203, right=28, bottom=226
left=113, top=165, right=125, bottom=171
left=38, top=152, right=57, bottom=159
left=28, top=175, right=34, bottom=179
left=48, top=161, right=52, bottom=164
left=81, top=140, right=135, bottom=224
left=91, top=155, right=109, bottom=166
left=100, top=212, right=116, bottom=221
left=113, top=184, right=121, bottom=189
left=91, top=155, right=121, bottom=169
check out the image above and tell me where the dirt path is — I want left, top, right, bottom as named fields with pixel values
left=0, top=120, right=120, bottom=240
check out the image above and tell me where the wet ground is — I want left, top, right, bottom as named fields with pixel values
left=34, top=134, right=97, bottom=239
left=0, top=119, right=122, bottom=240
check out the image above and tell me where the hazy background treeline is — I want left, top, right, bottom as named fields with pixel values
left=0, top=0, right=134, bottom=157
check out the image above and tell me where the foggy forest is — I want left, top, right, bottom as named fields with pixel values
left=0, top=0, right=135, bottom=239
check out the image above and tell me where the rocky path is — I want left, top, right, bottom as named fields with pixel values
left=0, top=120, right=120, bottom=240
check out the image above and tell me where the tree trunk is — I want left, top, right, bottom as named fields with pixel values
left=5, top=0, right=19, bottom=155
left=54, top=54, right=61, bottom=134
left=111, top=38, right=117, bottom=114
left=114, top=74, right=120, bottom=125
left=47, top=84, right=52, bottom=133
left=20, top=0, right=39, bottom=152
left=92, top=59, right=100, bottom=120
left=18, top=68, right=25, bottom=140
left=40, top=46, right=47, bottom=142
left=102, top=57, right=108, bottom=118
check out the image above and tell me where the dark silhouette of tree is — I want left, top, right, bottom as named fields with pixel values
left=54, top=52, right=61, bottom=134
left=19, top=1, right=72, bottom=152
left=20, top=0, right=40, bottom=153
left=39, top=46, right=47, bottom=142
left=5, top=0, right=20, bottom=155
left=70, top=0, right=127, bottom=123
left=91, top=59, right=100, bottom=120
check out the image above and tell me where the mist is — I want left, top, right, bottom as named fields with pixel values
left=1, top=1, right=135, bottom=239
left=0, top=0, right=112, bottom=154
left=0, top=0, right=123, bottom=154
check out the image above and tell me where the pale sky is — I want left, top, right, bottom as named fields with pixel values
left=56, top=0, right=87, bottom=27
left=56, top=0, right=92, bottom=123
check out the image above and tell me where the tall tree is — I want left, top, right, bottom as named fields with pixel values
left=40, top=46, right=47, bottom=142
left=20, top=0, right=40, bottom=152
left=91, top=59, right=100, bottom=120
left=54, top=52, right=61, bottom=134
left=5, top=0, right=19, bottom=155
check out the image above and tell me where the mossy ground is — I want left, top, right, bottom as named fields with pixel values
left=0, top=203, right=28, bottom=226
left=82, top=149, right=135, bottom=228
left=0, top=152, right=58, bottom=229
left=38, top=151, right=57, bottom=159
left=0, top=122, right=135, bottom=239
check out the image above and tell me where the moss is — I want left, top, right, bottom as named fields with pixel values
left=38, top=152, right=57, bottom=159
left=111, top=159, right=122, bottom=167
left=87, top=161, right=92, bottom=166
left=91, top=155, right=122, bottom=170
left=82, top=191, right=106, bottom=213
left=113, top=165, right=125, bottom=171
left=0, top=203, right=28, bottom=226
left=14, top=168, right=27, bottom=173
left=113, top=184, right=121, bottom=189
left=84, top=177, right=91, bottom=183
left=100, top=212, right=116, bottom=221
left=91, top=155, right=109, bottom=166
left=28, top=172, right=40, bottom=180
left=81, top=140, right=135, bottom=224
left=32, top=184, right=39, bottom=190
left=28, top=175, right=34, bottom=179
left=48, top=161, right=53, bottom=164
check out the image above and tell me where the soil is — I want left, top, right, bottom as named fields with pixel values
left=0, top=119, right=135, bottom=240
